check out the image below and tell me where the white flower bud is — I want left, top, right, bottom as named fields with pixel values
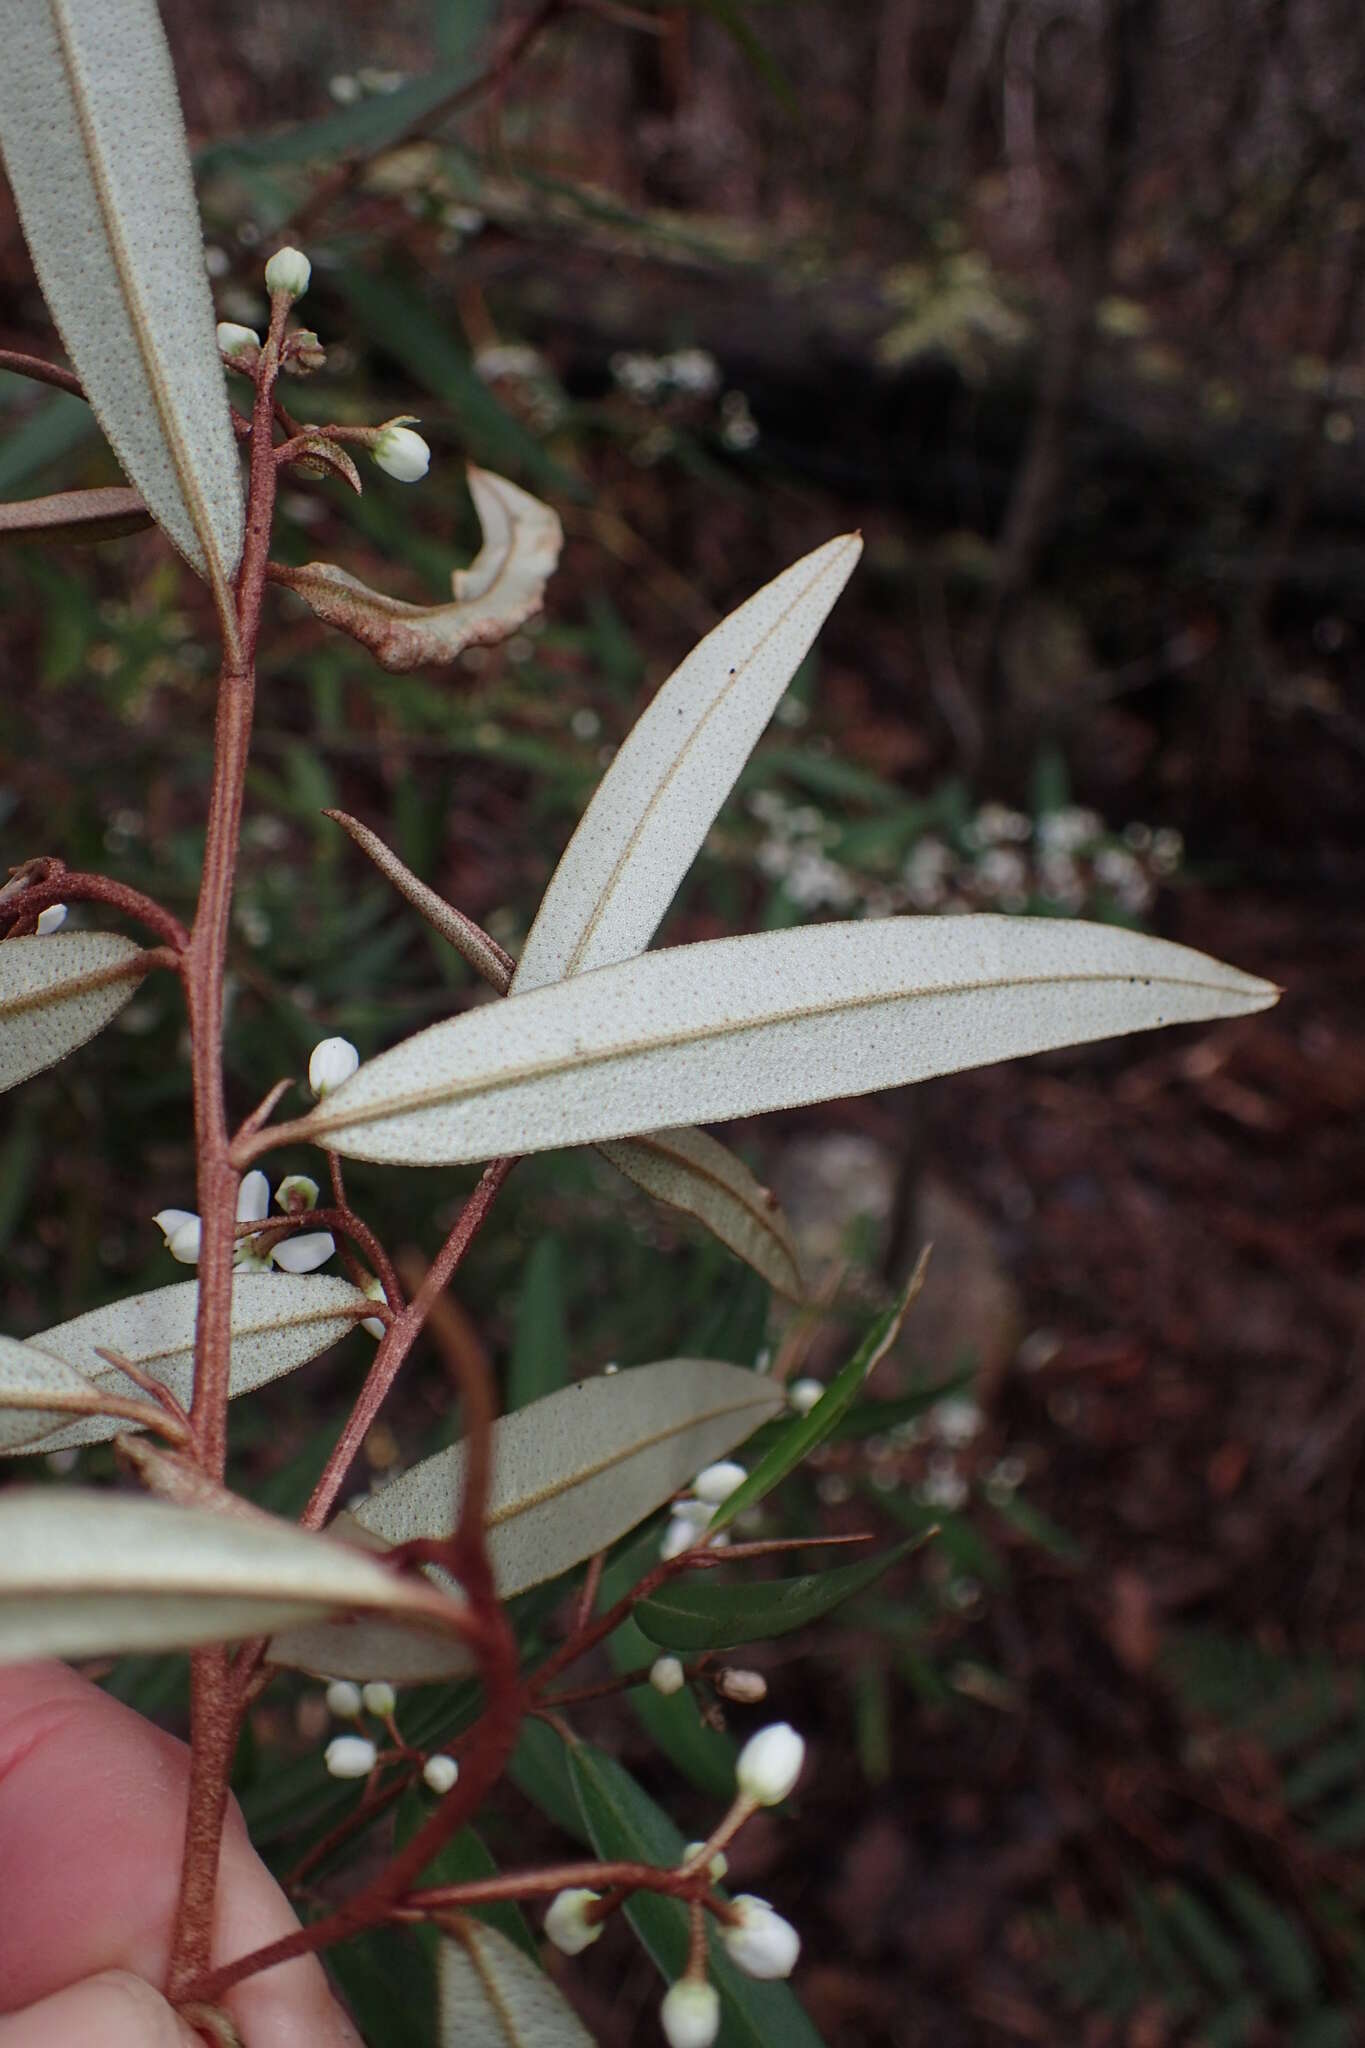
left=326, top=1679, right=363, bottom=1719
left=265, top=245, right=311, bottom=299
left=309, top=1035, right=359, bottom=1097
left=154, top=1209, right=202, bottom=1264
left=423, top=1753, right=459, bottom=1795
left=361, top=1680, right=396, bottom=1718
left=660, top=1980, right=720, bottom=2048
left=275, top=1174, right=320, bottom=1214
left=682, top=1843, right=728, bottom=1881
left=721, top=1896, right=800, bottom=1980
left=715, top=1668, right=767, bottom=1705
left=673, top=1499, right=715, bottom=1531
left=35, top=903, right=67, bottom=934
left=789, top=1379, right=824, bottom=1415
left=735, top=1722, right=805, bottom=1807
left=692, top=1460, right=746, bottom=1505
left=216, top=322, right=260, bottom=359
left=324, top=1735, right=377, bottom=1779
left=372, top=422, right=431, bottom=483
left=544, top=1888, right=603, bottom=1956
left=650, top=1656, right=686, bottom=1697
left=660, top=1516, right=697, bottom=1562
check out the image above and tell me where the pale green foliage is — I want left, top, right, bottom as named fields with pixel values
left=0, top=932, right=146, bottom=1094
left=438, top=1923, right=596, bottom=2047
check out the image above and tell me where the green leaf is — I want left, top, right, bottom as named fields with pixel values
left=328, top=1927, right=435, bottom=2048
left=437, top=1922, right=594, bottom=2046
left=395, top=1791, right=538, bottom=1963
left=568, top=1741, right=826, bottom=2048
left=508, top=1235, right=570, bottom=1410
left=633, top=1537, right=927, bottom=1652
left=708, top=1257, right=930, bottom=1534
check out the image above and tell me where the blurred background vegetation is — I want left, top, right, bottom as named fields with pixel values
left=2, top=2, right=1363, bottom=2042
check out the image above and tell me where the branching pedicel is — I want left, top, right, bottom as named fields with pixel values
left=0, top=5, right=1278, bottom=2044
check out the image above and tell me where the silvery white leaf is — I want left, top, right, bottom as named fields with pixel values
left=0, top=1487, right=465, bottom=1665
left=270, top=1356, right=782, bottom=1679
left=0, top=1335, right=108, bottom=1452
left=514, top=533, right=861, bottom=990
left=11, top=1272, right=371, bottom=1454
left=302, top=916, right=1277, bottom=1168
left=0, top=932, right=147, bottom=1095
left=438, top=1924, right=595, bottom=2048
left=0, top=0, right=244, bottom=607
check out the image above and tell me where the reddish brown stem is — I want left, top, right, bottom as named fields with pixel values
left=298, top=1157, right=516, bottom=1532
left=0, top=870, right=189, bottom=951
left=0, top=346, right=83, bottom=397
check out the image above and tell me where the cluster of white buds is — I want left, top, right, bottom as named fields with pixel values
left=544, top=1888, right=603, bottom=1957
left=154, top=1165, right=334, bottom=1273
left=321, top=1676, right=411, bottom=1780
left=309, top=1034, right=359, bottom=1098
left=660, top=1459, right=746, bottom=1560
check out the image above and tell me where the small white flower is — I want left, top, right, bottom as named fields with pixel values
left=692, top=1461, right=746, bottom=1505
left=372, top=423, right=431, bottom=483
left=544, top=1888, right=603, bottom=1956
left=153, top=1209, right=202, bottom=1264
left=309, top=1035, right=360, bottom=1097
left=35, top=903, right=67, bottom=935
left=735, top=1723, right=805, bottom=1807
left=362, top=1681, right=396, bottom=1718
left=265, top=245, right=311, bottom=299
left=326, top=1679, right=362, bottom=1719
left=682, top=1842, right=728, bottom=1881
left=789, top=1378, right=824, bottom=1416
left=216, top=322, right=260, bottom=360
left=722, top=1896, right=800, bottom=1980
left=660, top=1980, right=720, bottom=2048
left=423, top=1753, right=459, bottom=1795
left=324, top=1735, right=377, bottom=1779
left=650, top=1656, right=686, bottom=1696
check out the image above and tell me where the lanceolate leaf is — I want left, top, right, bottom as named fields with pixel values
left=0, top=484, right=151, bottom=545
left=0, top=932, right=148, bottom=1095
left=7, top=1272, right=372, bottom=1455
left=272, top=467, right=562, bottom=672
left=437, top=1924, right=594, bottom=2048
left=0, top=1488, right=466, bottom=1665
left=300, top=917, right=1278, bottom=1168
left=634, top=1536, right=928, bottom=1652
left=268, top=1358, right=783, bottom=1680
left=327, top=811, right=806, bottom=1296
left=0, top=0, right=244, bottom=609
left=709, top=1260, right=929, bottom=1534
left=513, top=534, right=862, bottom=991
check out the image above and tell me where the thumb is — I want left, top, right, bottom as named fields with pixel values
left=0, top=1968, right=201, bottom=2048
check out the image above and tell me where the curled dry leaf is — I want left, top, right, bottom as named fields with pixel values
left=0, top=1487, right=466, bottom=1666
left=0, top=0, right=244, bottom=613
left=438, top=1923, right=595, bottom=2048
left=298, top=917, right=1279, bottom=1169
left=271, top=465, right=562, bottom=672
left=8, top=1272, right=372, bottom=1455
left=0, top=484, right=152, bottom=546
left=0, top=931, right=148, bottom=1095
left=269, top=1356, right=783, bottom=1679
left=286, top=435, right=363, bottom=495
